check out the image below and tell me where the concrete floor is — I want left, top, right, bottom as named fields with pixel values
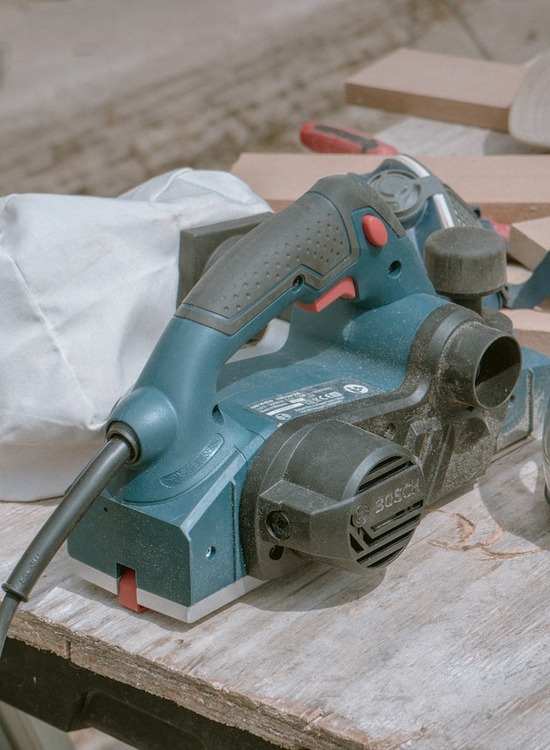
left=2, top=0, right=550, bottom=748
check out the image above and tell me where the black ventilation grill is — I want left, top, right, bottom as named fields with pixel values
left=349, top=455, right=424, bottom=568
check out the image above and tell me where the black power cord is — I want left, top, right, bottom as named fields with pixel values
left=0, top=432, right=137, bottom=659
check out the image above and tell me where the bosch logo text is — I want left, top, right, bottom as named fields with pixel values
left=374, top=479, right=421, bottom=514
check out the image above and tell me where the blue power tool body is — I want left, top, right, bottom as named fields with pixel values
left=67, top=165, right=550, bottom=623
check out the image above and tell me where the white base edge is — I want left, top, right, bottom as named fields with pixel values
left=70, top=558, right=264, bottom=623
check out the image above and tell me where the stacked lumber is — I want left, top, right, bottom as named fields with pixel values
left=232, top=48, right=550, bottom=356
left=232, top=152, right=550, bottom=224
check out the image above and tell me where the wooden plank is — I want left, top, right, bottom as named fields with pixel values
left=231, top=152, right=550, bottom=223
left=345, top=48, right=526, bottom=132
left=509, top=50, right=550, bottom=149
left=504, top=308, right=550, bottom=357
left=509, top=216, right=550, bottom=269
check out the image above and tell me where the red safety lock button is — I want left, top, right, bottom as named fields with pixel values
left=361, top=214, right=388, bottom=248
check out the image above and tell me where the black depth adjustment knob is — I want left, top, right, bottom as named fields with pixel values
left=424, top=227, right=507, bottom=315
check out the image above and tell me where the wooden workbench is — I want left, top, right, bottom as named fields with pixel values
left=2, top=112, right=550, bottom=749
left=1, top=437, right=550, bottom=749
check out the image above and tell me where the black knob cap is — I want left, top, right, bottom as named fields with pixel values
left=424, top=227, right=507, bottom=313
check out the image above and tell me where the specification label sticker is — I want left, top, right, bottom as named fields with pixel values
left=247, top=379, right=373, bottom=423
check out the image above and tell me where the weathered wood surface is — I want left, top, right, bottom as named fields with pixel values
left=1, top=436, right=550, bottom=750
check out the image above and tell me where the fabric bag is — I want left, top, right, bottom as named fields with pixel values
left=0, top=168, right=270, bottom=501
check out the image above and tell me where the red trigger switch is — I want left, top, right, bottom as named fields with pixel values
left=361, top=214, right=388, bottom=248
left=296, top=276, right=356, bottom=313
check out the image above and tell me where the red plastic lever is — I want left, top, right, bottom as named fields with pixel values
left=118, top=567, right=148, bottom=613
left=296, top=276, right=357, bottom=313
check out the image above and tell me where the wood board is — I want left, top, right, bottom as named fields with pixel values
left=231, top=152, right=550, bottom=224
left=345, top=48, right=527, bottom=132
left=504, top=308, right=550, bottom=357
left=509, top=216, right=550, bottom=269
left=509, top=50, right=550, bottom=149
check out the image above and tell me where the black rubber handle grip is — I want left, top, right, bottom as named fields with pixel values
left=177, top=174, right=403, bottom=336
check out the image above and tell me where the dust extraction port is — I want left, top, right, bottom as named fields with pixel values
left=441, top=322, right=521, bottom=409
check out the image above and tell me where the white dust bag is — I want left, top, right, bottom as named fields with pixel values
left=0, top=168, right=271, bottom=501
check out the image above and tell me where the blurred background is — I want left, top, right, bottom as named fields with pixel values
left=0, top=0, right=549, bottom=199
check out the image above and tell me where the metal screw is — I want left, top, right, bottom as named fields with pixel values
left=267, top=511, right=291, bottom=540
